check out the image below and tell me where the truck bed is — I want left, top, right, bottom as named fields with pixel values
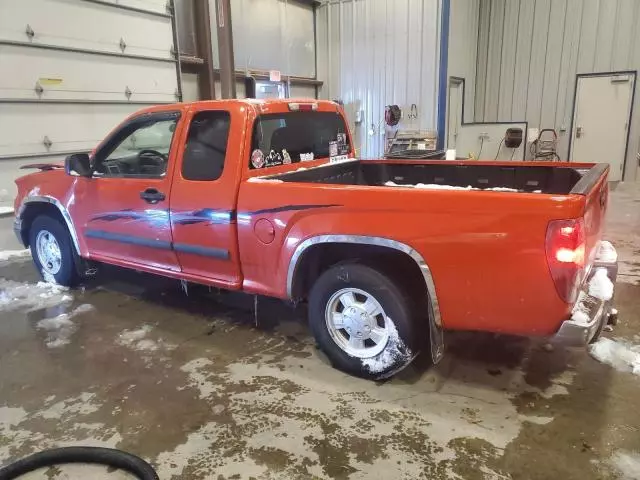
left=271, top=160, right=605, bottom=195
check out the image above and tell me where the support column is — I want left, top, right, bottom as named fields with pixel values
left=194, top=0, right=216, bottom=99
left=214, top=0, right=236, bottom=99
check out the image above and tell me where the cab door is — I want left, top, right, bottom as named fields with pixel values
left=169, top=104, right=244, bottom=288
left=71, top=111, right=183, bottom=272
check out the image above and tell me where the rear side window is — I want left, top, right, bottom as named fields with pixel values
left=250, top=111, right=350, bottom=169
left=182, top=111, right=231, bottom=181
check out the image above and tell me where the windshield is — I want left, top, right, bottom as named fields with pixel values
left=249, top=111, right=350, bottom=169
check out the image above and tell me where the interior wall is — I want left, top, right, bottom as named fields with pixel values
left=448, top=0, right=479, bottom=123
left=316, top=0, right=442, bottom=159
left=208, top=0, right=316, bottom=78
left=475, top=0, right=640, bottom=180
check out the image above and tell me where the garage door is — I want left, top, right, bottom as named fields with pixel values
left=0, top=0, right=179, bottom=160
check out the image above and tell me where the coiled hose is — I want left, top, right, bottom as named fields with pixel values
left=0, top=447, right=159, bottom=480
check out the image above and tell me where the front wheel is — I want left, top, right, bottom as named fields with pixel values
left=308, top=263, right=420, bottom=380
left=29, top=215, right=80, bottom=287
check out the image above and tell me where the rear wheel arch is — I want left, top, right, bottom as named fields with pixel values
left=288, top=236, right=442, bottom=319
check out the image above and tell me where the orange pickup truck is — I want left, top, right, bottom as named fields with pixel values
left=13, top=98, right=617, bottom=379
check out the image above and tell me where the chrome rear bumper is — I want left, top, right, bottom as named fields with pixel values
left=552, top=241, right=617, bottom=346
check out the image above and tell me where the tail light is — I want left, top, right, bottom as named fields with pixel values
left=545, top=218, right=585, bottom=303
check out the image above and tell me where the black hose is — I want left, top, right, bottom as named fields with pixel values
left=0, top=447, right=159, bottom=480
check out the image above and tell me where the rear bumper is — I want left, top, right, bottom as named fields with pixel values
left=552, top=241, right=617, bottom=346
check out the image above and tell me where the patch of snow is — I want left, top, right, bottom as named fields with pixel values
left=36, top=304, right=94, bottom=348
left=589, top=337, right=640, bottom=376
left=414, top=183, right=477, bottom=190
left=0, top=206, right=14, bottom=215
left=361, top=317, right=412, bottom=374
left=116, top=324, right=169, bottom=354
left=0, top=407, right=28, bottom=426
left=179, top=358, right=219, bottom=399
left=117, top=325, right=153, bottom=346
left=385, top=181, right=477, bottom=190
left=570, top=305, right=591, bottom=325
left=36, top=392, right=99, bottom=420
left=247, top=177, right=284, bottom=183
left=0, top=279, right=71, bottom=312
left=384, top=181, right=524, bottom=192
left=518, top=414, right=554, bottom=425
left=0, top=249, right=30, bottom=262
left=610, top=451, right=640, bottom=480
left=589, top=268, right=614, bottom=301
left=597, top=240, right=618, bottom=263
left=42, top=271, right=57, bottom=284
left=485, top=187, right=519, bottom=192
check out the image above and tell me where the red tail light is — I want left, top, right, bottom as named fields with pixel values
left=545, top=219, right=585, bottom=303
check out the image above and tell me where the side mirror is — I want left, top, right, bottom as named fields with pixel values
left=65, top=153, right=92, bottom=177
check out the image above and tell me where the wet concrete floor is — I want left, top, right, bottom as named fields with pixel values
left=0, top=182, right=639, bottom=479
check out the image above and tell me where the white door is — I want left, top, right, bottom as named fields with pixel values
left=570, top=74, right=635, bottom=181
left=447, top=79, right=464, bottom=148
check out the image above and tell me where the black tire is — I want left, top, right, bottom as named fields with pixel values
left=29, top=215, right=81, bottom=287
left=308, top=263, right=420, bottom=380
left=0, top=446, right=159, bottom=479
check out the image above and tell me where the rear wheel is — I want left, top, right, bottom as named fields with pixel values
left=308, top=263, right=419, bottom=379
left=29, top=215, right=80, bottom=287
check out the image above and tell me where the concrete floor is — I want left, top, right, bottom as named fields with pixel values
left=0, top=183, right=639, bottom=479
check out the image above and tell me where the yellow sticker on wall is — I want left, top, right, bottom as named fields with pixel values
left=38, top=78, right=63, bottom=86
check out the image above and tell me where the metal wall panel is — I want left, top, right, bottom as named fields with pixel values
left=448, top=0, right=479, bottom=122
left=539, top=0, right=567, bottom=129
left=510, top=0, right=534, bottom=121
left=317, top=0, right=442, bottom=159
left=576, top=0, right=600, bottom=74
left=524, top=0, right=551, bottom=130
left=474, top=0, right=490, bottom=121
left=209, top=0, right=316, bottom=78
left=476, top=0, right=640, bottom=180
left=483, top=0, right=504, bottom=122
left=496, top=0, right=519, bottom=121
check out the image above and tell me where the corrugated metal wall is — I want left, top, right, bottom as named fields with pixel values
left=316, top=0, right=442, bottom=158
left=208, top=0, right=316, bottom=78
left=474, top=0, right=640, bottom=180
left=448, top=0, right=479, bottom=122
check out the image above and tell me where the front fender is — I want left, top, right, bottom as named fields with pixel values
left=15, top=171, right=81, bottom=254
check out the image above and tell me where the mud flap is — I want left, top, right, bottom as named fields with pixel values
left=429, top=303, right=445, bottom=364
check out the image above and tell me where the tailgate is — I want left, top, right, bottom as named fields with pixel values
left=571, top=164, right=609, bottom=268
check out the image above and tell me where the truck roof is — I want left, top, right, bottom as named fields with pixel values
left=133, top=98, right=339, bottom=116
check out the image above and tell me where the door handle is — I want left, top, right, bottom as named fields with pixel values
left=140, top=188, right=165, bottom=204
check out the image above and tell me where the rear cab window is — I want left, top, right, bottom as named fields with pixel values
left=182, top=111, right=231, bottom=181
left=249, top=111, right=350, bottom=170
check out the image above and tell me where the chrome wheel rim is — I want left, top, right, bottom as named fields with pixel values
left=35, top=230, right=62, bottom=276
left=325, top=287, right=390, bottom=358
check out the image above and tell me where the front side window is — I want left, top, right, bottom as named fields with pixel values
left=249, top=111, right=350, bottom=169
left=94, top=113, right=179, bottom=177
left=182, top=111, right=231, bottom=181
